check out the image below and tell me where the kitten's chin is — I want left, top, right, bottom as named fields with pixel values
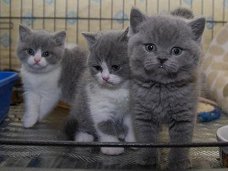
left=24, top=64, right=58, bottom=73
left=98, top=80, right=124, bottom=89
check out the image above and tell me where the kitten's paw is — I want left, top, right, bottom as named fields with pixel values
left=23, top=115, right=38, bottom=128
left=168, top=158, right=191, bottom=170
left=101, top=147, right=124, bottom=155
left=75, top=132, right=94, bottom=142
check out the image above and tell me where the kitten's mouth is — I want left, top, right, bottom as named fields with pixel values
left=29, top=63, right=46, bottom=70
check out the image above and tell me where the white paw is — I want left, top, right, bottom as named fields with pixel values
left=75, top=132, right=94, bottom=142
left=101, top=147, right=124, bottom=155
left=23, top=114, right=38, bottom=128
left=125, top=134, right=136, bottom=142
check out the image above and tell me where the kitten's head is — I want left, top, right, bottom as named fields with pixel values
left=128, top=8, right=205, bottom=84
left=17, top=25, right=66, bottom=73
left=82, top=28, right=129, bottom=88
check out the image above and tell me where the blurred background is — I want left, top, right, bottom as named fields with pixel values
left=0, top=0, right=227, bottom=71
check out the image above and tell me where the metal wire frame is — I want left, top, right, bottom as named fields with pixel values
left=0, top=139, right=228, bottom=148
left=0, top=0, right=227, bottom=69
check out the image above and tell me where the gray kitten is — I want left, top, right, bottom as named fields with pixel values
left=128, top=8, right=205, bottom=169
left=65, top=28, right=136, bottom=155
left=17, top=25, right=87, bottom=128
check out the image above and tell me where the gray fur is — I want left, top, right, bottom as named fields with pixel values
left=128, top=8, right=205, bottom=169
left=17, top=25, right=66, bottom=69
left=171, top=7, right=194, bottom=19
left=17, top=25, right=87, bottom=103
left=65, top=29, right=130, bottom=141
left=97, top=120, right=127, bottom=139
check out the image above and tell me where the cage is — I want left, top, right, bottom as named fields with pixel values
left=0, top=0, right=228, bottom=171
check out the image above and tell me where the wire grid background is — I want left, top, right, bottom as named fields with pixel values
left=0, top=0, right=228, bottom=70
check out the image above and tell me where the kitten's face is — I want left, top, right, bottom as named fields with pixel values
left=128, top=9, right=205, bottom=83
left=17, top=25, right=66, bottom=73
left=83, top=30, right=129, bottom=88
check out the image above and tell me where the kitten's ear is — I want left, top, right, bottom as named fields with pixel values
left=82, top=32, right=97, bottom=48
left=19, top=24, right=32, bottom=42
left=53, top=31, right=66, bottom=46
left=188, top=17, right=206, bottom=43
left=118, top=27, right=129, bottom=42
left=129, top=7, right=146, bottom=36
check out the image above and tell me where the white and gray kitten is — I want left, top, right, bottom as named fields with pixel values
left=128, top=8, right=205, bottom=169
left=65, top=28, right=136, bottom=155
left=17, top=25, right=87, bottom=128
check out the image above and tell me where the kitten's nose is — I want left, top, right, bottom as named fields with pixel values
left=102, top=76, right=110, bottom=81
left=157, top=57, right=167, bottom=64
left=34, top=56, right=41, bottom=63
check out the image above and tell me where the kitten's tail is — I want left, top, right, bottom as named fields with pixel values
left=64, top=118, right=78, bottom=140
left=171, top=7, right=194, bottom=19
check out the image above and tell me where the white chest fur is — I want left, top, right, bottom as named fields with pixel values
left=86, top=81, right=129, bottom=123
left=21, top=66, right=62, bottom=96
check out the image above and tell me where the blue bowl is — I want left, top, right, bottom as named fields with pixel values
left=0, top=72, right=19, bottom=123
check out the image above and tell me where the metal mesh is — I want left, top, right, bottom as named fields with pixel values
left=0, top=0, right=228, bottom=70
left=0, top=104, right=227, bottom=170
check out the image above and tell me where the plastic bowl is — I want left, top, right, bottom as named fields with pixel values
left=0, top=71, right=18, bottom=123
left=216, top=125, right=228, bottom=167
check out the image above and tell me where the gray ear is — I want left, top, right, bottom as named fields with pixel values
left=118, top=27, right=129, bottom=42
left=188, top=17, right=206, bottom=42
left=82, top=32, right=97, bottom=48
left=19, top=24, right=32, bottom=42
left=53, top=31, right=66, bottom=46
left=129, top=7, right=146, bottom=36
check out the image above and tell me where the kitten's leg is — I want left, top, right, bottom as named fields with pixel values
left=23, top=91, right=40, bottom=128
left=38, top=93, right=60, bottom=121
left=168, top=117, right=194, bottom=170
left=123, top=115, right=136, bottom=142
left=134, top=111, right=160, bottom=166
left=75, top=131, right=94, bottom=142
left=97, top=120, right=124, bottom=155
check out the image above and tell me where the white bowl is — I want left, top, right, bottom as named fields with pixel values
left=216, top=125, right=228, bottom=167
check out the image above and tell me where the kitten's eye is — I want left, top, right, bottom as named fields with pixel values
left=26, top=48, right=35, bottom=56
left=42, top=51, right=50, bottom=57
left=93, top=65, right=102, bottom=72
left=111, top=65, right=120, bottom=71
left=171, top=47, right=183, bottom=56
left=144, top=43, right=156, bottom=52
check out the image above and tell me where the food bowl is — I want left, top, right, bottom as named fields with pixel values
left=0, top=71, right=18, bottom=123
left=216, top=125, right=228, bottom=167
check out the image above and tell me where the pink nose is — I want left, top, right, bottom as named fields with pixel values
left=102, top=76, right=109, bottom=81
left=34, top=58, right=40, bottom=63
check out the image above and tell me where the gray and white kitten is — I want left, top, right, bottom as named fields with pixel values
left=65, top=29, right=136, bottom=155
left=17, top=25, right=87, bottom=128
left=128, top=8, right=205, bottom=169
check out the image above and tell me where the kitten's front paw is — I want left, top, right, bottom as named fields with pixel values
left=101, top=147, right=124, bottom=155
left=23, top=114, right=38, bottom=128
left=168, top=158, right=191, bottom=170
left=75, top=132, right=94, bottom=142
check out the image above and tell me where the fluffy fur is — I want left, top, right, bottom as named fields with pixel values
left=65, top=29, right=136, bottom=155
left=17, top=25, right=87, bottom=128
left=128, top=8, right=205, bottom=169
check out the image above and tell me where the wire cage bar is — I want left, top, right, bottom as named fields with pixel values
left=0, top=0, right=228, bottom=70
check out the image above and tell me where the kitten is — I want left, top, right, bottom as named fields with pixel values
left=17, top=25, right=87, bottom=128
left=171, top=7, right=194, bottom=19
left=128, top=8, right=205, bottom=169
left=65, top=28, right=136, bottom=155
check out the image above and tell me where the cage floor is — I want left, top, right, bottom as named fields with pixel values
left=0, top=104, right=227, bottom=170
